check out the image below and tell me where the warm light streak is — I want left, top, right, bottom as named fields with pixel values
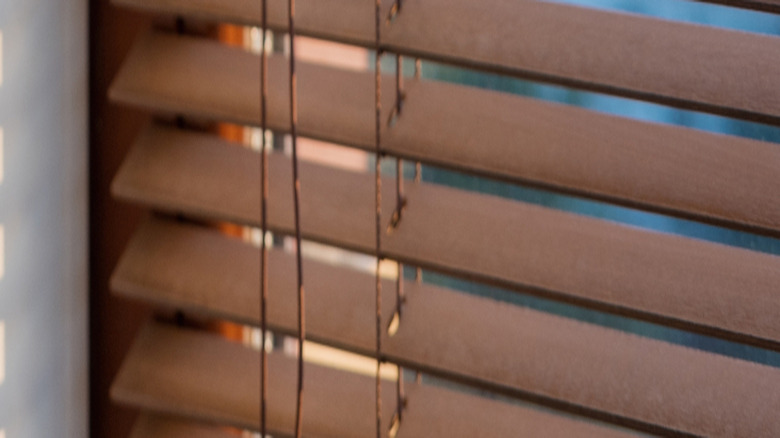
left=303, top=341, right=398, bottom=381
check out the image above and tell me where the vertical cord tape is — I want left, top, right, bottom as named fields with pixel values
left=259, top=1, right=269, bottom=437
left=289, top=0, right=306, bottom=437
left=388, top=3, right=406, bottom=435
left=390, top=5, right=406, bottom=438
left=374, top=0, right=384, bottom=437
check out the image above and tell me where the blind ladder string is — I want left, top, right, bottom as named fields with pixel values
left=386, top=1, right=408, bottom=436
left=374, top=0, right=384, bottom=436
left=413, top=55, right=422, bottom=387
left=288, top=0, right=306, bottom=436
left=413, top=57, right=422, bottom=294
left=387, top=57, right=406, bottom=438
left=259, top=1, right=269, bottom=437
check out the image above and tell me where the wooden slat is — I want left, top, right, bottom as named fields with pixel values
left=112, top=319, right=388, bottom=437
left=109, top=31, right=374, bottom=149
left=390, top=79, right=780, bottom=236
left=114, top=319, right=636, bottom=438
left=113, top=0, right=780, bottom=122
left=115, top=0, right=780, bottom=23
left=110, top=31, right=780, bottom=237
left=113, top=218, right=780, bottom=437
left=130, top=414, right=236, bottom=438
left=112, top=124, right=780, bottom=351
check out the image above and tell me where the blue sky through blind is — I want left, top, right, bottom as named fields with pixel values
left=415, top=1, right=780, bottom=367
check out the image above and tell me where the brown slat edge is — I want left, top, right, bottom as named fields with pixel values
left=109, top=31, right=780, bottom=237
left=112, top=217, right=780, bottom=437
left=112, top=0, right=372, bottom=46
left=115, top=0, right=780, bottom=24
left=113, top=0, right=780, bottom=122
left=114, top=319, right=635, bottom=438
left=111, top=124, right=780, bottom=351
left=694, top=0, right=780, bottom=13
left=130, top=414, right=235, bottom=438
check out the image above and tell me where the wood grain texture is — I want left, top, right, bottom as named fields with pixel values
left=112, top=320, right=389, bottom=437
left=112, top=0, right=780, bottom=122
left=113, top=218, right=780, bottom=437
left=129, top=414, right=237, bottom=438
left=111, top=124, right=780, bottom=352
left=110, top=31, right=780, bottom=236
left=114, top=320, right=636, bottom=437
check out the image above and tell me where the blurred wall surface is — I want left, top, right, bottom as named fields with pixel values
left=0, top=0, right=88, bottom=437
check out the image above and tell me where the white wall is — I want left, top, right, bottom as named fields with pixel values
left=0, top=0, right=88, bottom=437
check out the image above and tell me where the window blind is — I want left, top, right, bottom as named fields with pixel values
left=106, top=1, right=780, bottom=437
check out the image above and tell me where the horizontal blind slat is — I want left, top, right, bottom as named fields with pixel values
left=110, top=31, right=780, bottom=236
left=113, top=217, right=780, bottom=437
left=112, top=124, right=780, bottom=352
left=113, top=0, right=372, bottom=45
left=114, top=320, right=633, bottom=437
left=130, top=414, right=233, bottom=438
left=392, top=80, right=780, bottom=235
left=112, top=320, right=387, bottom=436
left=114, top=0, right=780, bottom=22
left=112, top=0, right=780, bottom=122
